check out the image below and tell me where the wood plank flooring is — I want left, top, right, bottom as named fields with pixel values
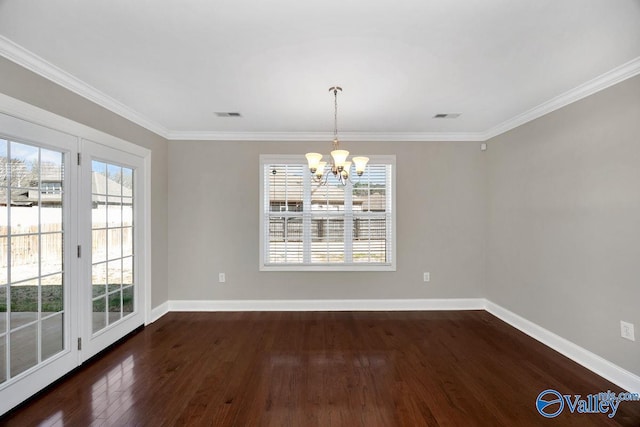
left=1, top=311, right=639, bottom=426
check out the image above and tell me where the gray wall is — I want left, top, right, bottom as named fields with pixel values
left=0, top=57, right=170, bottom=308
left=168, top=140, right=487, bottom=300
left=486, top=75, right=640, bottom=376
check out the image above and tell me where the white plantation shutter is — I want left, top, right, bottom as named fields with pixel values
left=260, top=155, right=395, bottom=271
left=352, top=164, right=392, bottom=263
left=309, top=178, right=346, bottom=263
left=265, top=164, right=304, bottom=264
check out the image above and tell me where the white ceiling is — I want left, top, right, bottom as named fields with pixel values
left=1, top=0, right=639, bottom=141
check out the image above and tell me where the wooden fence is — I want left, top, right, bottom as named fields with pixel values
left=0, top=225, right=132, bottom=271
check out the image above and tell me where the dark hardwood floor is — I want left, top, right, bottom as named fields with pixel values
left=1, top=311, right=639, bottom=426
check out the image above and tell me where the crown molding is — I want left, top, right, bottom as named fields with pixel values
left=165, top=130, right=486, bottom=141
left=2, top=35, right=639, bottom=143
left=0, top=35, right=170, bottom=138
left=482, top=56, right=640, bottom=140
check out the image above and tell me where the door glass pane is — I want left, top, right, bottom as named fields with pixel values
left=10, top=142, right=39, bottom=189
left=121, top=256, right=133, bottom=313
left=122, top=198, right=133, bottom=227
left=1, top=141, right=65, bottom=383
left=0, top=285, right=6, bottom=332
left=92, top=263, right=107, bottom=297
left=92, top=194, right=106, bottom=229
left=91, top=161, right=134, bottom=334
left=10, top=235, right=39, bottom=283
left=0, top=335, right=5, bottom=384
left=41, top=313, right=63, bottom=361
left=0, top=139, right=6, bottom=181
left=107, top=260, right=121, bottom=291
left=122, top=286, right=133, bottom=318
left=11, top=323, right=38, bottom=377
left=41, top=273, right=63, bottom=314
left=0, top=237, right=6, bottom=286
left=40, top=149, right=62, bottom=182
left=0, top=139, right=6, bottom=232
left=107, top=165, right=122, bottom=196
left=122, top=227, right=133, bottom=257
left=41, top=202, right=62, bottom=233
left=92, top=161, right=107, bottom=195
left=40, top=149, right=63, bottom=235
left=10, top=279, right=38, bottom=328
left=122, top=167, right=133, bottom=193
left=107, top=229, right=122, bottom=260
left=92, top=297, right=106, bottom=333
left=9, top=190, right=38, bottom=235
left=122, top=257, right=133, bottom=287
left=108, top=290, right=121, bottom=325
left=41, top=233, right=63, bottom=275
left=0, top=194, right=6, bottom=234
left=107, top=197, right=122, bottom=227
left=92, top=229, right=106, bottom=263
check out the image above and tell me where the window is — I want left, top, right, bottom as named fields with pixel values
left=260, top=155, right=395, bottom=271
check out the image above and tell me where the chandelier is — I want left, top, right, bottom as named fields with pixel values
left=305, top=86, right=368, bottom=185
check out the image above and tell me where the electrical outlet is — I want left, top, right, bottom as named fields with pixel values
left=423, top=272, right=430, bottom=282
left=218, top=273, right=226, bottom=283
left=620, top=321, right=635, bottom=341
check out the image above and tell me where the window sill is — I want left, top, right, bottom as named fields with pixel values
left=260, top=263, right=396, bottom=272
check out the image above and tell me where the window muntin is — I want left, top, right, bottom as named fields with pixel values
left=260, top=155, right=395, bottom=271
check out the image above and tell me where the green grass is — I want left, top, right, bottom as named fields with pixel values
left=0, top=285, right=133, bottom=313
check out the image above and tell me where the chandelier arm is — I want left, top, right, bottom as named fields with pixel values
left=311, top=171, right=330, bottom=188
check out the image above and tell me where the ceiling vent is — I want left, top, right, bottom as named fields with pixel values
left=433, top=113, right=461, bottom=119
left=215, top=112, right=242, bottom=117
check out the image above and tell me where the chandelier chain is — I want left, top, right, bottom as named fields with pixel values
left=333, top=87, right=339, bottom=149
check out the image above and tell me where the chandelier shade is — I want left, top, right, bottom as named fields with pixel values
left=315, top=161, right=327, bottom=179
left=305, top=152, right=323, bottom=173
left=330, top=149, right=349, bottom=170
left=352, top=156, right=369, bottom=176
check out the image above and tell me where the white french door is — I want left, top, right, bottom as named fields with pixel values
left=79, top=140, right=145, bottom=360
left=0, top=113, right=79, bottom=414
left=0, top=105, right=148, bottom=415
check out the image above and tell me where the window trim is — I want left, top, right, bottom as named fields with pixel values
left=259, top=154, right=396, bottom=272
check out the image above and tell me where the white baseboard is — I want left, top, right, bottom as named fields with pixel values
left=149, top=297, right=639, bottom=394
left=148, top=301, right=169, bottom=324
left=485, top=300, right=640, bottom=394
left=167, top=298, right=486, bottom=312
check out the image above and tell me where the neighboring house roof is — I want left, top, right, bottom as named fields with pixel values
left=0, top=165, right=132, bottom=206
left=92, top=171, right=133, bottom=199
left=268, top=177, right=386, bottom=212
